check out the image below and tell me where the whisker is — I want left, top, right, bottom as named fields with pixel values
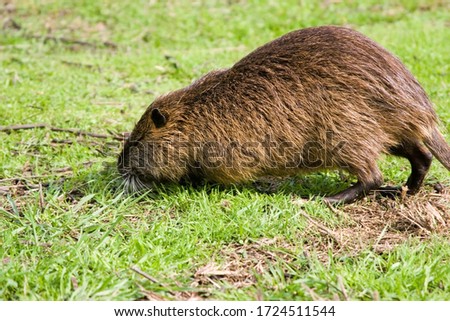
left=124, top=176, right=131, bottom=194
left=132, top=176, right=139, bottom=194
left=118, top=171, right=153, bottom=195
left=118, top=179, right=126, bottom=192
left=129, top=176, right=135, bottom=193
left=136, top=176, right=146, bottom=191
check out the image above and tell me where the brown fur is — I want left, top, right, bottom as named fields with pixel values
left=118, top=26, right=450, bottom=203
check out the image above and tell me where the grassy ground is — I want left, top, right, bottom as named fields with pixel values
left=1, top=0, right=449, bottom=300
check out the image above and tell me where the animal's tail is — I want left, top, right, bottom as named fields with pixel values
left=424, top=127, right=450, bottom=171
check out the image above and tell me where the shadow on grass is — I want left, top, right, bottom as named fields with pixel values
left=114, top=171, right=353, bottom=202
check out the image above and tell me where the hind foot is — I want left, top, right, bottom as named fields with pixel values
left=324, top=161, right=384, bottom=205
left=373, top=186, right=403, bottom=199
left=324, top=181, right=381, bottom=205
left=389, top=141, right=432, bottom=194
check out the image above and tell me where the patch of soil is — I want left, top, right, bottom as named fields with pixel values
left=339, top=187, right=449, bottom=252
left=186, top=186, right=449, bottom=295
left=193, top=237, right=297, bottom=290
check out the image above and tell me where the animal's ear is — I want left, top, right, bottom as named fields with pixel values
left=151, top=108, right=167, bottom=128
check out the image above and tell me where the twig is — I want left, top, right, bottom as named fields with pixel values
left=38, top=182, right=46, bottom=212
left=54, top=166, right=73, bottom=173
left=299, top=210, right=341, bottom=245
left=28, top=35, right=117, bottom=49
left=61, top=60, right=100, bottom=71
left=1, top=124, right=47, bottom=131
left=0, top=123, right=124, bottom=141
left=0, top=184, right=40, bottom=190
left=50, top=126, right=121, bottom=140
left=130, top=266, right=163, bottom=284
left=205, top=276, right=222, bottom=289
left=130, top=266, right=176, bottom=296
left=51, top=139, right=74, bottom=144
left=2, top=20, right=117, bottom=50
left=0, top=162, right=95, bottom=183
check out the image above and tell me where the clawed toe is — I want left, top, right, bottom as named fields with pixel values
left=373, top=186, right=407, bottom=199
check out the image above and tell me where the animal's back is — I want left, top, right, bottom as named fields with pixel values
left=216, top=26, right=435, bottom=151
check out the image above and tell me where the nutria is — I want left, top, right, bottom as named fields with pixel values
left=118, top=26, right=450, bottom=204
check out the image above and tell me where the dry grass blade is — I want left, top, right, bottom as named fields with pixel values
left=426, top=202, right=446, bottom=226
left=337, top=275, right=349, bottom=301
left=192, top=238, right=297, bottom=290
left=61, top=60, right=100, bottom=71
left=0, top=184, right=40, bottom=194
left=38, top=182, right=46, bottom=212
left=130, top=266, right=176, bottom=297
left=302, top=284, right=327, bottom=301
left=333, top=186, right=449, bottom=256
left=195, top=263, right=243, bottom=277
left=323, top=200, right=351, bottom=220
left=298, top=210, right=341, bottom=245
left=373, top=291, right=380, bottom=301
left=135, top=279, right=205, bottom=301
left=372, top=223, right=390, bottom=251
left=71, top=276, right=79, bottom=290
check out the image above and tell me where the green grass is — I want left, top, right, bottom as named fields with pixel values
left=1, top=0, right=449, bottom=300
